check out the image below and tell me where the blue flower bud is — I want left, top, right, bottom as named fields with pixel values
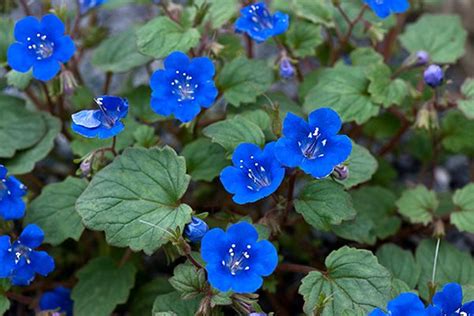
left=184, top=217, right=209, bottom=242
left=415, top=50, right=429, bottom=66
left=279, top=57, right=295, bottom=79
left=332, top=164, right=349, bottom=181
left=424, top=64, right=444, bottom=88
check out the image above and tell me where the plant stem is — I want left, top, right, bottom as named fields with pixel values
left=118, top=248, right=132, bottom=267
left=277, top=263, right=316, bottom=274
left=111, top=136, right=117, bottom=156
left=103, top=71, right=113, bottom=94
left=431, top=237, right=441, bottom=284
left=245, top=34, right=254, bottom=58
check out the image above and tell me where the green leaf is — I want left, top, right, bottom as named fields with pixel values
left=0, top=18, right=13, bottom=65
left=0, top=95, right=47, bottom=158
left=182, top=138, right=229, bottom=182
left=2, top=112, right=61, bottom=175
left=390, top=279, right=412, bottom=297
left=299, top=247, right=391, bottom=315
left=136, top=16, right=200, bottom=59
left=303, top=65, right=379, bottom=124
left=459, top=78, right=474, bottom=119
left=72, top=257, right=136, bottom=316
left=130, top=277, right=174, bottom=316
left=169, top=263, right=206, bottom=299
left=0, top=295, right=9, bottom=316
left=337, top=143, right=378, bottom=189
left=195, top=0, right=239, bottom=29
left=124, top=85, right=162, bottom=123
left=451, top=184, right=474, bottom=233
left=273, top=0, right=333, bottom=27
left=286, top=20, right=323, bottom=58
left=133, top=125, right=159, bottom=148
left=396, top=185, right=438, bottom=225
left=367, top=64, right=408, bottom=107
left=25, top=177, right=87, bottom=245
left=217, top=57, right=274, bottom=107
left=92, top=29, right=151, bottom=73
left=152, top=292, right=201, bottom=315
left=376, top=244, right=420, bottom=288
left=349, top=47, right=384, bottom=66
left=399, top=14, right=467, bottom=64
left=202, top=116, right=265, bottom=153
left=6, top=70, right=32, bottom=90
left=416, top=239, right=474, bottom=299
left=441, top=110, right=474, bottom=155
left=294, top=181, right=356, bottom=231
left=76, top=146, right=192, bottom=254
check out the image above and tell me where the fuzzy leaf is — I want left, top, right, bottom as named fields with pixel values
left=396, top=185, right=438, bottom=225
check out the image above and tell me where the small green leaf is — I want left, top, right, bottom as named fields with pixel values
left=217, top=57, right=274, bottom=107
left=303, top=65, right=379, bottom=124
left=0, top=18, right=14, bottom=65
left=25, top=177, right=87, bottom=245
left=399, top=14, right=467, bottom=64
left=273, top=0, right=333, bottom=27
left=441, top=110, right=474, bottom=155
left=349, top=47, right=384, bottom=66
left=169, top=263, right=206, bottom=299
left=182, top=138, right=229, bottom=182
left=136, top=16, right=200, bottom=59
left=195, top=0, right=239, bottom=29
left=152, top=292, right=201, bottom=315
left=130, top=277, right=174, bottom=316
left=299, top=247, right=391, bottom=315
left=376, top=244, right=421, bottom=288
left=458, top=78, right=474, bottom=119
left=76, top=146, right=192, bottom=254
left=451, top=184, right=474, bottom=233
left=203, top=116, right=265, bottom=153
left=6, top=70, right=32, bottom=90
left=0, top=295, right=10, bottom=316
left=92, top=29, right=151, bottom=73
left=294, top=181, right=356, bottom=231
left=338, top=143, right=378, bottom=189
left=72, top=257, right=136, bottom=316
left=286, top=20, right=323, bottom=58
left=367, top=64, right=408, bottom=107
left=396, top=185, right=438, bottom=225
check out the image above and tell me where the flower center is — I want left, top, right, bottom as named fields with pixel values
left=222, top=244, right=252, bottom=276
left=239, top=156, right=271, bottom=191
left=95, top=97, right=118, bottom=128
left=298, top=127, right=327, bottom=160
left=27, top=33, right=55, bottom=60
left=248, top=4, right=274, bottom=32
left=11, top=242, right=32, bottom=265
left=170, top=70, right=198, bottom=103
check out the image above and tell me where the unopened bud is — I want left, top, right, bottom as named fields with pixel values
left=184, top=216, right=209, bottom=243
left=424, top=64, right=444, bottom=88
left=332, top=164, right=349, bottom=181
left=60, top=70, right=78, bottom=95
left=279, top=57, right=295, bottom=79
left=415, top=51, right=430, bottom=66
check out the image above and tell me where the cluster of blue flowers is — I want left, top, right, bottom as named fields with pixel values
left=370, top=283, right=474, bottom=315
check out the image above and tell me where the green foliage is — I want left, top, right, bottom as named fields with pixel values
left=377, top=244, right=421, bottom=288
left=0, top=18, right=13, bottom=65
left=299, top=247, right=391, bottom=315
left=459, top=78, right=474, bottom=119
left=76, top=147, right=192, bottom=254
left=169, top=263, right=207, bottom=299
left=337, top=143, right=378, bottom=189
left=451, top=184, right=474, bottom=233
left=152, top=292, right=201, bottom=315
left=285, top=20, right=323, bottom=58
left=441, top=110, right=474, bottom=155
left=396, top=185, right=439, bottom=225
left=367, top=64, right=408, bottom=107
left=72, top=257, right=137, bottom=316
left=6, top=70, right=32, bottom=90
left=182, top=138, right=229, bottom=182
left=0, top=295, right=9, bottom=316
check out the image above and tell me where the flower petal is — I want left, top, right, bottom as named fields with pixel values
left=0, top=195, right=26, bottom=220
left=97, top=121, right=125, bottom=139
left=282, top=112, right=310, bottom=140
left=7, top=43, right=34, bottom=72
left=201, top=228, right=228, bottom=264
left=32, top=58, right=61, bottom=81
left=231, top=143, right=262, bottom=166
left=231, top=271, right=263, bottom=293
left=274, top=137, right=304, bottom=168
left=72, top=110, right=102, bottom=128
left=433, top=283, right=463, bottom=314
left=40, top=14, right=65, bottom=38
left=11, top=265, right=35, bottom=286
left=19, top=224, right=44, bottom=248
left=390, top=0, right=410, bottom=13
left=151, top=97, right=176, bottom=117
left=173, top=101, right=201, bottom=122
left=308, top=108, right=342, bottom=136
left=226, top=222, right=258, bottom=246
left=368, top=309, right=387, bottom=316
left=14, top=16, right=40, bottom=42
left=29, top=250, right=55, bottom=276
left=252, top=240, right=278, bottom=276
left=53, top=35, right=75, bottom=62
left=164, top=51, right=190, bottom=70
left=206, top=263, right=233, bottom=292
left=188, top=57, right=215, bottom=80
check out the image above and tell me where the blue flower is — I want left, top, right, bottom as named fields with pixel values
left=184, top=217, right=209, bottom=243
left=364, top=0, right=409, bottom=19
left=424, top=65, right=444, bottom=88
left=428, top=283, right=474, bottom=316
left=0, top=165, right=27, bottom=221
left=150, top=51, right=218, bottom=123
left=0, top=224, right=55, bottom=286
left=279, top=57, right=295, bottom=79
left=369, top=293, right=429, bottom=316
left=79, top=0, right=107, bottom=14
left=220, top=142, right=285, bottom=204
left=201, top=222, right=278, bottom=293
left=7, top=14, right=75, bottom=81
left=71, top=95, right=129, bottom=139
left=39, top=286, right=73, bottom=316
left=415, top=51, right=430, bottom=66
left=274, top=108, right=352, bottom=179
left=235, top=2, right=289, bottom=43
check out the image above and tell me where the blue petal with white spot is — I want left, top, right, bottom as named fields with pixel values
left=428, top=282, right=474, bottom=316
left=235, top=2, right=289, bottom=43
left=369, top=293, right=429, bottom=316
left=220, top=142, right=285, bottom=204
left=274, top=108, right=352, bottom=179
left=0, top=224, right=55, bottom=286
left=7, top=14, right=76, bottom=81
left=201, top=222, right=278, bottom=294
left=364, top=0, right=410, bottom=19
left=0, top=165, right=27, bottom=221
left=71, top=95, right=129, bottom=139
left=149, top=51, right=218, bottom=123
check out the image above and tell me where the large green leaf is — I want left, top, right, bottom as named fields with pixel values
left=25, top=177, right=87, bottom=245
left=92, top=29, right=151, bottom=73
left=459, top=78, right=474, bottom=119
left=399, top=14, right=467, bottom=64
left=169, top=263, right=206, bottom=299
left=299, top=247, right=391, bottom=315
left=303, top=65, right=379, bottom=124
left=72, top=257, right=136, bottom=316
left=130, top=277, right=173, bottom=316
left=202, top=116, right=265, bottom=153
left=349, top=47, right=384, bottom=66
left=441, top=110, right=474, bottom=155
left=195, top=0, right=239, bottom=29
left=0, top=95, right=47, bottom=158
left=2, top=112, right=60, bottom=175
left=294, top=181, right=356, bottom=231
left=273, top=0, right=333, bottom=27
left=136, top=16, right=200, bottom=59
left=76, top=147, right=192, bottom=254
left=337, top=143, right=378, bottom=189
left=182, top=138, right=229, bottom=182
left=367, top=64, right=408, bottom=107
left=376, top=244, right=420, bottom=288
left=396, top=185, right=438, bottom=225
left=451, top=184, right=474, bottom=233
left=152, top=292, right=201, bottom=315
left=217, top=57, right=274, bottom=107
left=416, top=239, right=474, bottom=299
left=286, top=20, right=323, bottom=58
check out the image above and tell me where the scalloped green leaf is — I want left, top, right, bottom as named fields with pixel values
left=396, top=185, right=438, bottom=225
left=451, top=184, right=474, bottom=233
